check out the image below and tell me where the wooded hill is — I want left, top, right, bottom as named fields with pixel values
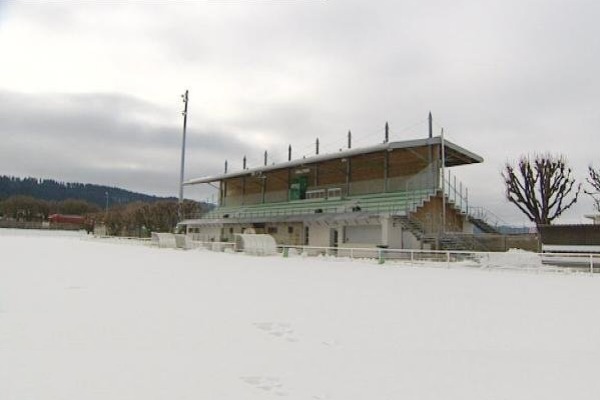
left=0, top=175, right=177, bottom=207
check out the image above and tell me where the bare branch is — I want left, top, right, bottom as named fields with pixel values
left=586, top=166, right=600, bottom=213
left=502, top=154, right=580, bottom=226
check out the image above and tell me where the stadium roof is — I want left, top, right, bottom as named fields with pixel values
left=185, top=136, right=483, bottom=185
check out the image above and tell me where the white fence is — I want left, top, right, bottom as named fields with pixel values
left=277, top=244, right=600, bottom=274
left=92, top=235, right=600, bottom=274
left=180, top=240, right=600, bottom=274
left=190, top=240, right=237, bottom=252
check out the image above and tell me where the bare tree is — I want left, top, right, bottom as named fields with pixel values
left=502, top=154, right=581, bottom=226
left=96, top=199, right=208, bottom=237
left=586, top=166, right=600, bottom=213
left=0, top=196, right=50, bottom=221
left=58, top=199, right=100, bottom=215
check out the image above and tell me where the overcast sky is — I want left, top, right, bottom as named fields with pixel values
left=0, top=1, right=598, bottom=225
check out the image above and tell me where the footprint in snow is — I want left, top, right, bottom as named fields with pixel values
left=321, top=339, right=340, bottom=348
left=253, top=322, right=298, bottom=342
left=241, top=376, right=288, bottom=397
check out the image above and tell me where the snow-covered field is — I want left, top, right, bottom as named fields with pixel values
left=2, top=229, right=600, bottom=399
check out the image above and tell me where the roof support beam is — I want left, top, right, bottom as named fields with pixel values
left=345, top=157, right=351, bottom=196
left=242, top=176, right=246, bottom=206
left=384, top=151, right=389, bottom=193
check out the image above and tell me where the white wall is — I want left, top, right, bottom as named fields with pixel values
left=264, top=223, right=303, bottom=245
left=188, top=226, right=221, bottom=242
left=345, top=225, right=380, bottom=244
left=402, top=230, right=421, bottom=250
left=308, top=220, right=408, bottom=249
left=197, top=218, right=420, bottom=249
left=307, top=224, right=331, bottom=247
left=385, top=219, right=404, bottom=249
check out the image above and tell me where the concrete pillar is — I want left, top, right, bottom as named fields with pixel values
left=381, top=216, right=393, bottom=247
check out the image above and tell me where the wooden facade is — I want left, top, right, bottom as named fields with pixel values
left=220, top=145, right=440, bottom=207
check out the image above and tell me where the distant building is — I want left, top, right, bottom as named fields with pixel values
left=48, top=214, right=86, bottom=225
left=48, top=213, right=92, bottom=232
left=585, top=214, right=600, bottom=225
left=180, top=135, right=483, bottom=250
left=539, top=224, right=600, bottom=254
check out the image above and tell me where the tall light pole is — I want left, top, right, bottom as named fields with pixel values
left=441, top=128, right=446, bottom=234
left=104, top=191, right=109, bottom=236
left=178, top=90, right=189, bottom=221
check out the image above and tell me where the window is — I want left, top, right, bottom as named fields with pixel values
left=306, top=189, right=326, bottom=199
left=304, top=226, right=309, bottom=245
left=327, top=187, right=342, bottom=199
left=267, top=227, right=278, bottom=234
left=288, top=226, right=294, bottom=234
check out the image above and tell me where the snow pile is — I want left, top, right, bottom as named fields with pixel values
left=2, top=229, right=600, bottom=399
left=235, top=233, right=277, bottom=256
left=480, top=248, right=544, bottom=270
left=151, top=232, right=177, bottom=248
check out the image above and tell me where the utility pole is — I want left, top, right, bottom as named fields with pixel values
left=428, top=111, right=433, bottom=189
left=441, top=128, right=446, bottom=234
left=178, top=90, right=189, bottom=222
left=104, top=191, right=109, bottom=219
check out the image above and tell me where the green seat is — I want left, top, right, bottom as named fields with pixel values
left=202, top=189, right=435, bottom=219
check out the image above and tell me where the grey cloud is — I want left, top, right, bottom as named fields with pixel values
left=0, top=90, right=257, bottom=199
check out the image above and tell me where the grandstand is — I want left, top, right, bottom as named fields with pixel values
left=181, top=135, right=483, bottom=250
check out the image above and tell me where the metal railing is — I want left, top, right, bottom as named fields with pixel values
left=441, top=169, right=469, bottom=214
left=93, top=236, right=600, bottom=275
left=273, top=244, right=600, bottom=274
left=190, top=240, right=237, bottom=252
left=468, top=206, right=509, bottom=228
left=404, top=167, right=437, bottom=215
left=89, top=235, right=153, bottom=246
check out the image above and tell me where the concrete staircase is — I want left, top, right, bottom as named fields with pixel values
left=438, top=233, right=492, bottom=251
left=397, top=215, right=426, bottom=241
left=469, top=216, right=500, bottom=234
left=397, top=190, right=492, bottom=251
